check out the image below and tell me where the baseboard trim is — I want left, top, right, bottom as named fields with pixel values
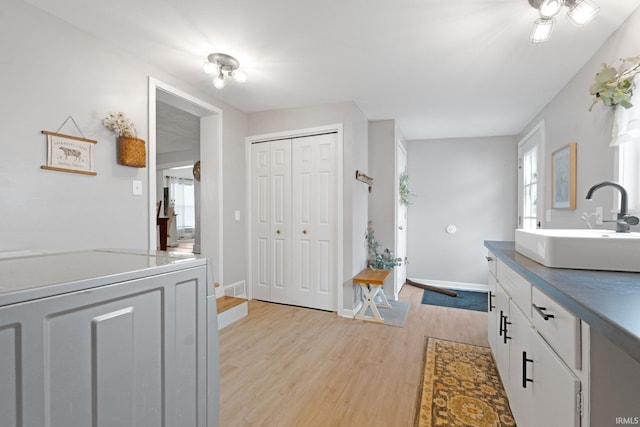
left=407, top=278, right=488, bottom=293
left=340, top=300, right=362, bottom=319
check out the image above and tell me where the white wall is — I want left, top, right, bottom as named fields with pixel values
left=519, top=7, right=640, bottom=228
left=0, top=0, right=248, bottom=290
left=247, top=102, right=369, bottom=312
left=406, top=136, right=517, bottom=286
left=368, top=120, right=403, bottom=296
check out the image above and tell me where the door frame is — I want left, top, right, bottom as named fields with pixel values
left=147, top=77, right=224, bottom=282
left=245, top=124, right=344, bottom=314
left=394, top=141, right=408, bottom=300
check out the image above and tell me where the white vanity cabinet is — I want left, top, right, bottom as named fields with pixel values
left=486, top=253, right=585, bottom=427
left=0, top=250, right=219, bottom=427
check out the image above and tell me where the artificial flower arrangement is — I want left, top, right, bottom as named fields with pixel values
left=103, top=112, right=137, bottom=137
left=103, top=112, right=146, bottom=168
left=589, top=56, right=640, bottom=111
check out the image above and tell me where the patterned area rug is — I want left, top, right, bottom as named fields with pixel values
left=415, top=338, right=516, bottom=427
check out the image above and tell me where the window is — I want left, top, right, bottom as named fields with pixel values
left=167, top=176, right=195, bottom=239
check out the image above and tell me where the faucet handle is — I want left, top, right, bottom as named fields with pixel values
left=624, top=215, right=639, bottom=226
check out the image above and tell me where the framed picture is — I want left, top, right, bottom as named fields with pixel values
left=41, top=131, right=97, bottom=176
left=552, top=142, right=576, bottom=209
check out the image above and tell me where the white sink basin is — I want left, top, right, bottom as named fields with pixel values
left=515, top=229, right=640, bottom=272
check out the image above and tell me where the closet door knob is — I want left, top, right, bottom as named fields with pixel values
left=276, top=230, right=281, bottom=235
left=303, top=230, right=308, bottom=234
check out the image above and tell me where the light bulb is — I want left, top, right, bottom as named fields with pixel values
left=538, top=0, right=564, bottom=17
left=213, top=74, right=225, bottom=89
left=232, top=69, right=248, bottom=83
left=567, top=0, right=599, bottom=26
left=203, top=62, right=219, bottom=74
left=530, top=17, right=555, bottom=43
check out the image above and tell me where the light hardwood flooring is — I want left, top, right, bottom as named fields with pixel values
left=218, top=284, right=488, bottom=427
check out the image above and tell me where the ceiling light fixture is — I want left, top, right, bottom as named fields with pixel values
left=527, top=0, right=600, bottom=43
left=202, top=53, right=247, bottom=89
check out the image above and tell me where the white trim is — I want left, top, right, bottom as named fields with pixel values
left=245, top=123, right=345, bottom=315
left=340, top=301, right=362, bottom=319
left=217, top=302, right=248, bottom=330
left=147, top=77, right=224, bottom=283
left=407, top=278, right=488, bottom=293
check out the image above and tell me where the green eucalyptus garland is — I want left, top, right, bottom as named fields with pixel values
left=399, top=171, right=415, bottom=207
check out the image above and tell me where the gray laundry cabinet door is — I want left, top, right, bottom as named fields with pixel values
left=0, top=265, right=217, bottom=427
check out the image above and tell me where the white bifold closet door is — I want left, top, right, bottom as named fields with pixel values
left=251, top=133, right=337, bottom=311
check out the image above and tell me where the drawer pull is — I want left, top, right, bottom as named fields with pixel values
left=499, top=310, right=505, bottom=336
left=488, top=292, right=495, bottom=311
left=533, top=304, right=555, bottom=321
left=522, top=351, right=534, bottom=388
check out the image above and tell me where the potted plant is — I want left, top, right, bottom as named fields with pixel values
left=103, top=112, right=146, bottom=167
left=589, top=56, right=640, bottom=111
left=366, top=222, right=401, bottom=270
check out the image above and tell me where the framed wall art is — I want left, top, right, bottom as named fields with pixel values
left=41, top=130, right=97, bottom=176
left=551, top=142, right=576, bottom=209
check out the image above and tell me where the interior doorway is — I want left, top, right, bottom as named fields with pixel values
left=156, top=101, right=200, bottom=253
left=147, top=78, right=224, bottom=282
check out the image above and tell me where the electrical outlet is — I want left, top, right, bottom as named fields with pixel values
left=595, top=207, right=603, bottom=225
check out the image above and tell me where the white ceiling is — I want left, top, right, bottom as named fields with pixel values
left=25, top=0, right=640, bottom=140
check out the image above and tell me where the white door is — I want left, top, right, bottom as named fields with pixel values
left=251, top=133, right=337, bottom=311
left=251, top=140, right=292, bottom=304
left=291, top=133, right=337, bottom=310
left=518, top=123, right=544, bottom=229
left=395, top=143, right=408, bottom=299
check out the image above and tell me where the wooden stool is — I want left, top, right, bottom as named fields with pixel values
left=353, top=268, right=391, bottom=323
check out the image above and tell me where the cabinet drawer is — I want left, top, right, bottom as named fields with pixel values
left=497, top=259, right=531, bottom=317
left=486, top=251, right=498, bottom=277
left=531, top=286, right=581, bottom=370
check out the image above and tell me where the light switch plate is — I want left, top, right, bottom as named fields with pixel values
left=132, top=180, right=142, bottom=196
left=234, top=210, right=241, bottom=221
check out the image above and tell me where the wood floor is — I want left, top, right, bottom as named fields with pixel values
left=218, top=284, right=488, bottom=427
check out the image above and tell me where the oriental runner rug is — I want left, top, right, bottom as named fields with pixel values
left=415, top=338, right=516, bottom=427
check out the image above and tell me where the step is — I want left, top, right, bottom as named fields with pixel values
left=216, top=296, right=248, bottom=330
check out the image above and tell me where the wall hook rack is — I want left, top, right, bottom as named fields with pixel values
left=355, top=170, right=373, bottom=192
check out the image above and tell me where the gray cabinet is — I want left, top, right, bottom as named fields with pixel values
left=0, top=250, right=219, bottom=427
left=487, top=256, right=584, bottom=427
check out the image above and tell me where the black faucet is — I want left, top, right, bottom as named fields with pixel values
left=585, top=181, right=639, bottom=233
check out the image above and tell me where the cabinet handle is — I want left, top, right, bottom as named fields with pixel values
left=522, top=351, right=534, bottom=388
left=303, top=230, right=308, bottom=234
left=503, top=316, right=512, bottom=344
left=532, top=304, right=555, bottom=321
left=276, top=230, right=281, bottom=235
left=485, top=256, right=494, bottom=262
left=499, top=311, right=504, bottom=336
left=488, top=292, right=495, bottom=311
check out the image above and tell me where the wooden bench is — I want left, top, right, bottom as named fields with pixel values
left=353, top=268, right=391, bottom=323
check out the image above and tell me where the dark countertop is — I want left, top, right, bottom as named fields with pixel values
left=485, top=241, right=640, bottom=364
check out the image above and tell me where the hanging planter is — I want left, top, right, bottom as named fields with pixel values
left=103, top=112, right=147, bottom=168
left=118, top=136, right=146, bottom=168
